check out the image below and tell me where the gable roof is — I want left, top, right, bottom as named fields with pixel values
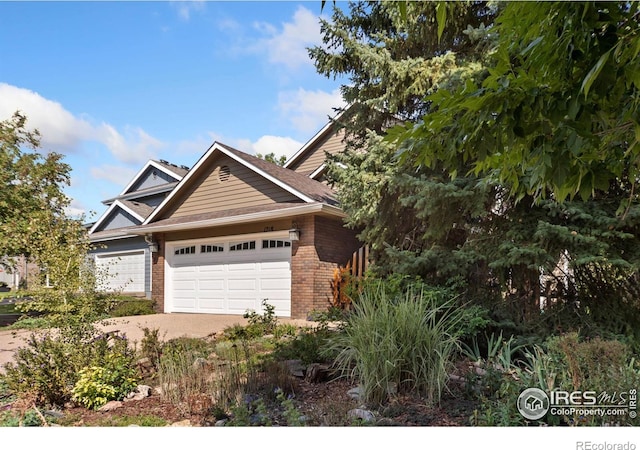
left=119, top=159, right=188, bottom=197
left=144, top=142, right=338, bottom=225
left=88, top=199, right=154, bottom=235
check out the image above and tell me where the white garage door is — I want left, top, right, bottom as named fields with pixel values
left=95, top=251, right=146, bottom=293
left=166, top=236, right=292, bottom=317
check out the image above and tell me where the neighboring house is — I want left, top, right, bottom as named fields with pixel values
left=125, top=135, right=361, bottom=319
left=88, top=160, right=189, bottom=298
left=0, top=255, right=39, bottom=290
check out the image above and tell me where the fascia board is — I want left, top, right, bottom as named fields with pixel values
left=132, top=203, right=345, bottom=235
left=119, top=160, right=185, bottom=196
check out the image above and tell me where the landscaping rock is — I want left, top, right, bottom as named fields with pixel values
left=125, top=384, right=152, bottom=402
left=347, top=386, right=364, bottom=401
left=347, top=408, right=375, bottom=423
left=215, top=419, right=228, bottom=427
left=44, top=410, right=65, bottom=419
left=170, top=419, right=192, bottom=427
left=305, top=363, right=331, bottom=383
left=284, top=359, right=305, bottom=378
left=98, top=401, right=123, bottom=412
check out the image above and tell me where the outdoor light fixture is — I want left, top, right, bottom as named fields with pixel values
left=288, top=229, right=300, bottom=241
left=289, top=222, right=300, bottom=241
left=145, top=234, right=159, bottom=253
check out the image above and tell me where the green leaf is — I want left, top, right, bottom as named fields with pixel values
left=435, top=2, right=447, bottom=44
left=520, top=36, right=543, bottom=56
left=581, top=49, right=611, bottom=98
left=398, top=1, right=407, bottom=23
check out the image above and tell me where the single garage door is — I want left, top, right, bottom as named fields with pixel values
left=166, top=237, right=292, bottom=317
left=95, top=251, right=146, bottom=293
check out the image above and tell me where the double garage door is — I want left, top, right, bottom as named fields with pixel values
left=165, top=236, right=292, bottom=317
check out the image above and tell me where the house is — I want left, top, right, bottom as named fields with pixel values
left=126, top=138, right=361, bottom=319
left=88, top=160, right=189, bottom=298
left=0, top=255, right=41, bottom=290
left=88, top=110, right=361, bottom=319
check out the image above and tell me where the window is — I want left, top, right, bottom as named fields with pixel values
left=229, top=241, right=256, bottom=251
left=262, top=240, right=291, bottom=249
left=201, top=244, right=224, bottom=253
left=174, top=246, right=196, bottom=255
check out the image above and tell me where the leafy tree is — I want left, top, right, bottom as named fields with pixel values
left=0, top=111, right=109, bottom=327
left=0, top=112, right=70, bottom=261
left=397, top=1, right=640, bottom=204
left=255, top=152, right=287, bottom=166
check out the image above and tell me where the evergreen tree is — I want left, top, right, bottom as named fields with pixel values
left=312, top=1, right=640, bottom=348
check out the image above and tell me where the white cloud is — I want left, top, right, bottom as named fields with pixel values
left=251, top=135, right=302, bottom=160
left=65, top=200, right=89, bottom=220
left=0, top=83, right=164, bottom=165
left=254, top=6, right=323, bottom=70
left=0, top=83, right=94, bottom=151
left=95, top=124, right=165, bottom=165
left=171, top=0, right=206, bottom=21
left=177, top=132, right=302, bottom=161
left=277, top=87, right=346, bottom=134
left=90, top=164, right=139, bottom=188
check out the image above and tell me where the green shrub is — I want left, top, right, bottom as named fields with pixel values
left=273, top=326, right=335, bottom=365
left=108, top=298, right=155, bottom=317
left=139, top=327, right=164, bottom=369
left=0, top=409, right=43, bottom=427
left=71, top=350, right=139, bottom=410
left=326, top=281, right=463, bottom=406
left=469, top=333, right=640, bottom=426
left=2, top=329, right=138, bottom=407
left=243, top=300, right=278, bottom=335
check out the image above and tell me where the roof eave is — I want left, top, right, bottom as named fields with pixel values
left=129, top=203, right=345, bottom=235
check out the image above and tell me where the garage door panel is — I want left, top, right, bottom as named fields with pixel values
left=197, top=298, right=225, bottom=311
left=199, top=265, right=225, bottom=274
left=228, top=278, right=257, bottom=290
left=227, top=262, right=256, bottom=271
left=260, top=277, right=290, bottom=290
left=199, top=279, right=225, bottom=290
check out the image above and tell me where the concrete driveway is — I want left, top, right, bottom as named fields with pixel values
left=0, top=313, right=313, bottom=372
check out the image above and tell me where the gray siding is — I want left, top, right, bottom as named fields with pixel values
left=89, top=236, right=151, bottom=298
left=135, top=193, right=168, bottom=208
left=129, top=167, right=178, bottom=192
left=97, top=208, right=140, bottom=232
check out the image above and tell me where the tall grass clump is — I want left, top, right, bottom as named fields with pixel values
left=327, top=281, right=463, bottom=406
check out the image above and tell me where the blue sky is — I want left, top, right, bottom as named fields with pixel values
left=0, top=1, right=346, bottom=220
